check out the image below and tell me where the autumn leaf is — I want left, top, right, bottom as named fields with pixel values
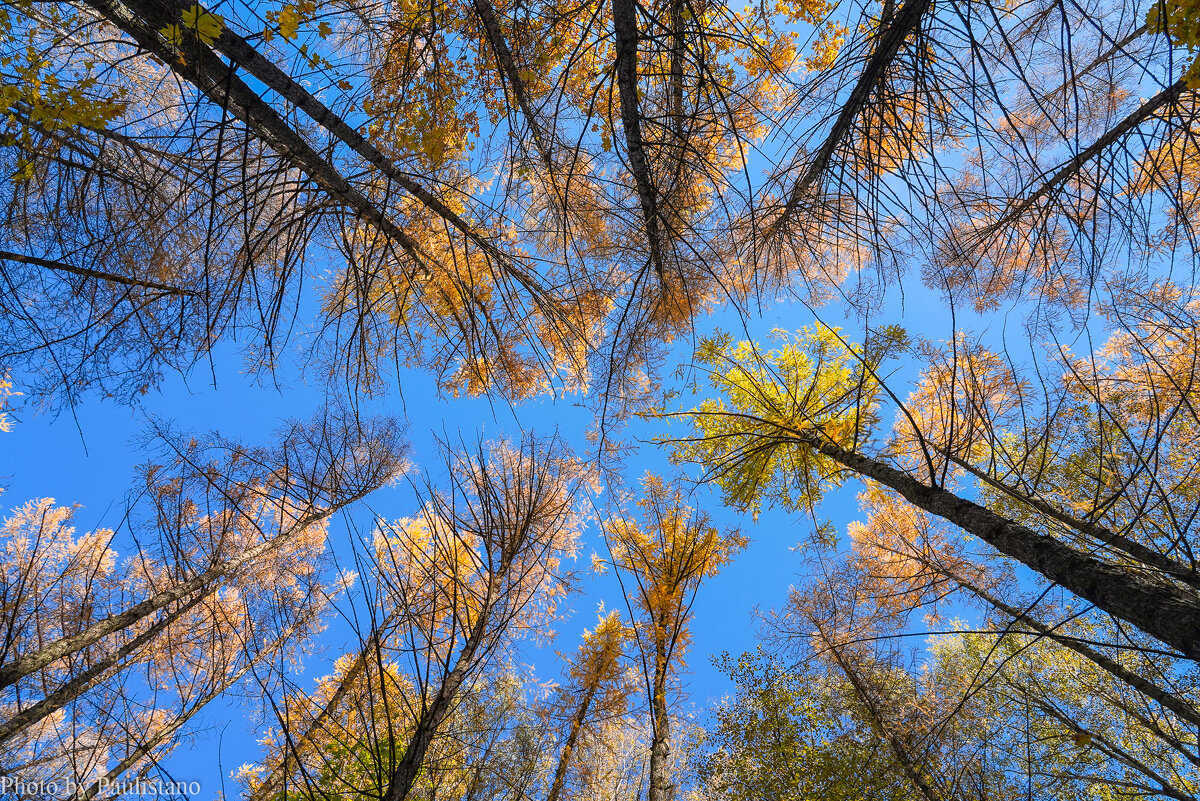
left=159, top=23, right=184, bottom=47
left=181, top=4, right=224, bottom=45
left=277, top=6, right=302, bottom=40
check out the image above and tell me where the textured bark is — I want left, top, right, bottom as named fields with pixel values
left=0, top=492, right=361, bottom=690
left=776, top=0, right=932, bottom=223
left=127, top=0, right=543, bottom=295
left=943, top=567, right=1200, bottom=728
left=816, top=623, right=944, bottom=801
left=469, top=0, right=557, bottom=174
left=611, top=0, right=666, bottom=278
left=546, top=682, right=598, bottom=801
left=382, top=615, right=490, bottom=801
left=647, top=641, right=673, bottom=801
left=949, top=455, right=1200, bottom=591
left=383, top=548, right=518, bottom=801
left=648, top=671, right=676, bottom=801
left=793, top=429, right=1200, bottom=660
left=79, top=0, right=430, bottom=270
left=0, top=594, right=205, bottom=744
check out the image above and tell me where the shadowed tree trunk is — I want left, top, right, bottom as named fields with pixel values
left=788, top=427, right=1200, bottom=660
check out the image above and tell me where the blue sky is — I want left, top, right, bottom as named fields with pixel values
left=2, top=271, right=990, bottom=797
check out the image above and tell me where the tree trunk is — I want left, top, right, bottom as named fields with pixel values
left=941, top=565, right=1200, bottom=728
left=0, top=493, right=360, bottom=689
left=78, top=0, right=431, bottom=268
left=793, top=429, right=1200, bottom=660
left=777, top=0, right=932, bottom=222
left=611, top=0, right=666, bottom=277
left=948, top=454, right=1200, bottom=590
left=0, top=594, right=206, bottom=744
left=73, top=622, right=300, bottom=801
left=547, top=682, right=598, bottom=801
left=647, top=647, right=673, bottom=801
left=814, top=623, right=944, bottom=801
left=383, top=593, right=498, bottom=801
left=251, top=615, right=394, bottom=801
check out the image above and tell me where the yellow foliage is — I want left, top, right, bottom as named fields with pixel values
left=160, top=4, right=224, bottom=47
left=668, top=325, right=903, bottom=516
left=604, top=475, right=746, bottom=670
left=1148, top=0, right=1200, bottom=87
left=276, top=6, right=302, bottom=40
left=805, top=22, right=847, bottom=71
left=181, top=4, right=224, bottom=44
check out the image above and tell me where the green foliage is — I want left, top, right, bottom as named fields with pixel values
left=695, top=649, right=920, bottom=801
left=1148, top=0, right=1200, bottom=87
left=665, top=324, right=906, bottom=517
left=929, top=628, right=1200, bottom=801
left=244, top=666, right=541, bottom=801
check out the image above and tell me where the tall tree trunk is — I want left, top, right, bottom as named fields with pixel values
left=0, top=490, right=363, bottom=689
left=383, top=590, right=499, bottom=801
left=611, top=0, right=666, bottom=278
left=469, top=0, right=559, bottom=180
left=948, top=454, right=1200, bottom=590
left=938, top=564, right=1200, bottom=727
left=0, top=594, right=206, bottom=745
left=790, top=428, right=1200, bottom=660
left=73, top=622, right=302, bottom=801
left=77, top=0, right=431, bottom=268
left=813, top=622, right=944, bottom=801
left=96, top=0, right=523, bottom=275
left=647, top=643, right=673, bottom=801
left=0, top=250, right=194, bottom=295
left=776, top=0, right=932, bottom=223
left=547, top=682, right=599, bottom=801
left=251, top=615, right=394, bottom=801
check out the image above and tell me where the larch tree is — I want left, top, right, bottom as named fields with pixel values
left=668, top=312, right=1200, bottom=798
left=544, top=609, right=635, bottom=801
left=602, top=474, right=745, bottom=801
left=665, top=317, right=1200, bottom=660
left=695, top=648, right=925, bottom=801
left=2, top=0, right=1200, bottom=794
left=242, top=433, right=592, bottom=801
left=0, top=406, right=408, bottom=785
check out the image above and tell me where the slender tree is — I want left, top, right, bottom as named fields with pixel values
left=603, top=474, right=745, bottom=801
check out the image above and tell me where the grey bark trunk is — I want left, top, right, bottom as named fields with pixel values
left=0, top=594, right=206, bottom=744
left=942, top=566, right=1200, bottom=728
left=795, top=430, right=1200, bottom=660
left=251, top=616, right=394, bottom=801
left=777, top=0, right=932, bottom=222
left=547, top=682, right=598, bottom=801
left=383, top=574, right=503, bottom=801
left=815, top=624, right=944, bottom=801
left=0, top=492, right=361, bottom=689
left=611, top=0, right=666, bottom=277
left=647, top=646, right=673, bottom=801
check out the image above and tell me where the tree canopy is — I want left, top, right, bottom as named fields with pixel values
left=3, top=0, right=1200, bottom=797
